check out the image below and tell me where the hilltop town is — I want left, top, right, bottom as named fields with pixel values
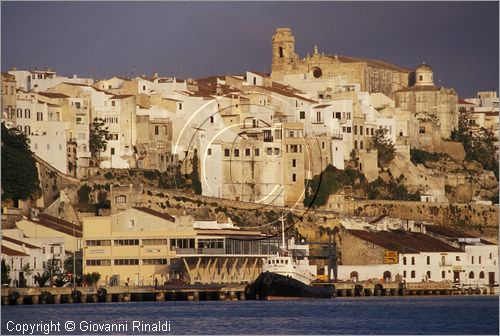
left=1, top=28, right=498, bottom=294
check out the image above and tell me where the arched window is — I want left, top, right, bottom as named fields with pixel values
left=426, top=271, right=431, bottom=279
left=115, top=195, right=127, bottom=203
left=350, top=271, right=359, bottom=281
left=469, top=271, right=474, bottom=279
left=479, top=271, right=485, bottom=279
left=383, top=271, right=391, bottom=282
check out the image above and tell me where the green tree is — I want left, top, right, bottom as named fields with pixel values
left=1, top=258, right=11, bottom=285
left=372, top=128, right=395, bottom=167
left=83, top=272, right=101, bottom=286
left=190, top=149, right=202, bottom=194
left=89, top=118, right=109, bottom=165
left=63, top=254, right=83, bottom=285
left=1, top=122, right=40, bottom=202
left=452, top=111, right=499, bottom=179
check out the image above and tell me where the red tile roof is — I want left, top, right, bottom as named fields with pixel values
left=1, top=245, right=29, bottom=256
left=37, top=92, right=70, bottom=98
left=328, top=55, right=412, bottom=72
left=347, top=229, right=463, bottom=254
left=110, top=94, right=134, bottom=100
left=2, top=236, right=40, bottom=249
left=458, top=99, right=475, bottom=105
left=33, top=213, right=82, bottom=238
left=133, top=207, right=175, bottom=222
left=395, top=85, right=442, bottom=93
left=313, top=104, right=331, bottom=109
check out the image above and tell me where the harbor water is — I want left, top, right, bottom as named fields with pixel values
left=2, top=296, right=498, bottom=335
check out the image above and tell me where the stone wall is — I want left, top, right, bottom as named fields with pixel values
left=339, top=200, right=498, bottom=241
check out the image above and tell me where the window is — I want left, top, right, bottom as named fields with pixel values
left=111, top=101, right=116, bottom=107
left=479, top=256, right=482, bottom=264
left=224, top=149, right=230, bottom=157
left=335, top=112, right=341, bottom=119
left=419, top=127, right=426, bottom=134
left=403, top=257, right=407, bottom=265
left=411, top=257, right=415, bottom=265
left=59, top=144, right=62, bottom=151
left=442, top=271, right=446, bottom=278
left=111, top=148, right=115, bottom=155
left=157, top=141, right=165, bottom=149
left=322, top=142, right=325, bottom=149
left=292, top=173, right=296, bottom=182
left=245, top=148, right=250, bottom=156
left=274, top=148, right=280, bottom=155
left=24, top=126, right=30, bottom=135
left=142, top=239, right=168, bottom=245
left=354, top=140, right=357, bottom=149
left=275, top=130, right=282, bottom=140
left=490, top=253, right=493, bottom=259
left=360, top=126, right=363, bottom=136
left=86, top=240, right=112, bottom=246
left=360, top=141, right=363, bottom=150
left=299, top=111, right=305, bottom=119
left=426, top=271, right=431, bottom=279
left=254, top=148, right=260, bottom=156
left=471, top=256, right=474, bottom=264
left=354, top=125, right=358, bottom=135
left=419, top=75, right=423, bottom=81
left=479, top=271, right=485, bottom=279
left=179, top=103, right=183, bottom=110
left=114, top=259, right=139, bottom=266
left=263, top=130, right=273, bottom=142
left=142, top=85, right=146, bottom=91
left=411, top=270, right=415, bottom=278
left=155, top=126, right=159, bottom=135
left=208, top=148, right=212, bottom=155
left=346, top=127, right=351, bottom=133
left=403, top=270, right=406, bottom=278
left=86, top=259, right=111, bottom=266
left=115, top=195, right=127, bottom=203
left=469, top=271, right=474, bottom=279
left=143, top=259, right=168, bottom=265
left=234, top=148, right=239, bottom=157
left=316, top=111, right=322, bottom=123
left=292, top=159, right=296, bottom=167
left=170, top=238, right=195, bottom=250
left=37, top=112, right=43, bottom=121
left=114, top=239, right=139, bottom=246
left=290, top=144, right=298, bottom=153
left=17, top=108, right=22, bottom=118
left=266, top=147, right=273, bottom=155
left=426, top=256, right=430, bottom=265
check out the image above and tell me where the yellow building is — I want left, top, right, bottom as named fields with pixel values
left=83, top=207, right=276, bottom=286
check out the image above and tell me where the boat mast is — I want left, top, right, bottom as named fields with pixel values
left=281, top=214, right=286, bottom=250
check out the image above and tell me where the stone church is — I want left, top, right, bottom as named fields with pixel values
left=270, top=28, right=411, bottom=98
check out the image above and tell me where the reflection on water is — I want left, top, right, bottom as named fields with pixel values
left=2, top=296, right=498, bottom=335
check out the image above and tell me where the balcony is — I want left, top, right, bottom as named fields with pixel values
left=175, top=248, right=225, bottom=255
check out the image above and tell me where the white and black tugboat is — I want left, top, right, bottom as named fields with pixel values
left=247, top=218, right=335, bottom=300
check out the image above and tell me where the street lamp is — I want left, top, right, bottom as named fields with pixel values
left=72, top=221, right=76, bottom=289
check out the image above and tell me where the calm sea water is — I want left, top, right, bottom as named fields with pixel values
left=1, top=296, right=498, bottom=335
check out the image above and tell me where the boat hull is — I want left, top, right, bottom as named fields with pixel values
left=247, top=272, right=335, bottom=300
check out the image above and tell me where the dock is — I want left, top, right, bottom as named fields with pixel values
left=2, top=281, right=496, bottom=305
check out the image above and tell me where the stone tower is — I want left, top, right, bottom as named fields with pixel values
left=271, top=28, right=298, bottom=79
left=415, top=62, right=434, bottom=86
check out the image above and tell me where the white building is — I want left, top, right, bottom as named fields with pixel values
left=9, top=69, right=93, bottom=93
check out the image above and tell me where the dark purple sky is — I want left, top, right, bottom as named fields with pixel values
left=2, top=1, right=498, bottom=97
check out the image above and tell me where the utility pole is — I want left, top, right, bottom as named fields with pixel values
left=72, top=221, right=76, bottom=289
